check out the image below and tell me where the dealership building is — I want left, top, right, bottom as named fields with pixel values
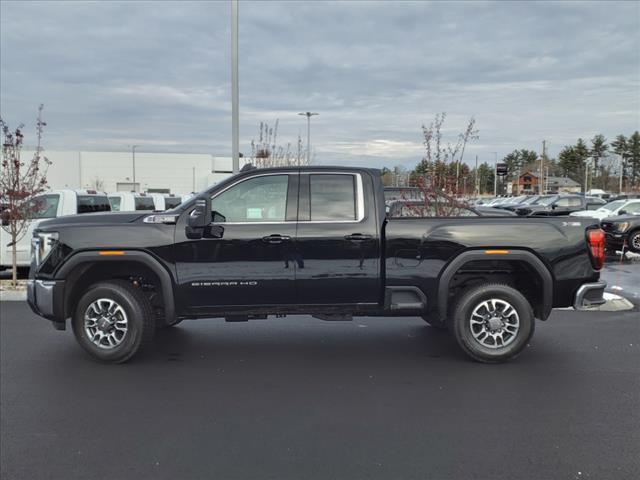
left=22, top=150, right=248, bottom=195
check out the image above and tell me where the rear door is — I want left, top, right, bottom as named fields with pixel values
left=294, top=171, right=381, bottom=306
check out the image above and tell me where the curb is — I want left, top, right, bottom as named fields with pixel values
left=0, top=289, right=27, bottom=302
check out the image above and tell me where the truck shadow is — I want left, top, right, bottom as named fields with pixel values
left=146, top=318, right=469, bottom=365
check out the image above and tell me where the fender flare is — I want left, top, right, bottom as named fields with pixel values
left=437, top=249, right=553, bottom=321
left=55, top=250, right=176, bottom=322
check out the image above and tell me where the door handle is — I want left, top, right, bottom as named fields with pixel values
left=345, top=233, right=372, bottom=242
left=262, top=234, right=291, bottom=244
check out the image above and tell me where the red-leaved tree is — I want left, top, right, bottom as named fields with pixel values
left=0, top=105, right=51, bottom=286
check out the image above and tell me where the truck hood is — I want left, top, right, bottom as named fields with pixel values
left=37, top=212, right=148, bottom=229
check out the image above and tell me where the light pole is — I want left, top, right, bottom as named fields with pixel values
left=298, top=112, right=319, bottom=164
left=130, top=145, right=139, bottom=192
left=231, top=0, right=239, bottom=173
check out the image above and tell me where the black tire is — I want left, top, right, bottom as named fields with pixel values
left=421, top=315, right=448, bottom=331
left=451, top=283, right=535, bottom=363
left=72, top=280, right=155, bottom=363
left=628, top=229, right=640, bottom=253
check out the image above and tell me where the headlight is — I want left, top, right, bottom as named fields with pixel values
left=32, top=231, right=58, bottom=265
left=614, top=222, right=630, bottom=233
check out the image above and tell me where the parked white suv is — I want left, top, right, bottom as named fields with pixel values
left=570, top=199, right=640, bottom=220
left=0, top=189, right=110, bottom=269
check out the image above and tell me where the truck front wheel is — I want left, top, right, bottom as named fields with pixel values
left=72, top=280, right=155, bottom=363
left=451, top=284, right=534, bottom=363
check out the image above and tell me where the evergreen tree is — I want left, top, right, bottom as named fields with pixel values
left=628, top=131, right=640, bottom=188
left=589, top=134, right=608, bottom=188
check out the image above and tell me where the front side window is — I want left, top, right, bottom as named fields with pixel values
left=77, top=195, right=111, bottom=213
left=310, top=174, right=356, bottom=221
left=211, top=175, right=289, bottom=222
left=109, top=197, right=121, bottom=212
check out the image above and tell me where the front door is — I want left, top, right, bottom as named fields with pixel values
left=294, top=172, right=381, bottom=306
left=174, top=172, right=298, bottom=312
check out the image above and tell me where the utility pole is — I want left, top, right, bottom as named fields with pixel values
left=131, top=145, right=139, bottom=192
left=584, top=159, right=589, bottom=194
left=492, top=152, right=498, bottom=195
left=540, top=140, right=546, bottom=195
left=474, top=154, right=479, bottom=196
left=619, top=154, right=624, bottom=193
left=298, top=112, right=319, bottom=164
left=231, top=0, right=239, bottom=174
left=192, top=167, right=196, bottom=192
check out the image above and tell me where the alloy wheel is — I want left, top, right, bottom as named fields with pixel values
left=469, top=298, right=520, bottom=349
left=84, top=298, right=129, bottom=349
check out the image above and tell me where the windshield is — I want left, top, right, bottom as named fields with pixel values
left=536, top=196, right=557, bottom=206
left=599, top=200, right=625, bottom=212
left=521, top=196, right=539, bottom=205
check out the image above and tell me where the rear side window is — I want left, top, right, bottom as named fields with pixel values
left=310, top=174, right=356, bottom=221
left=135, top=197, right=156, bottom=211
left=108, top=197, right=121, bottom=212
left=77, top=195, right=111, bottom=214
left=556, top=197, right=581, bottom=207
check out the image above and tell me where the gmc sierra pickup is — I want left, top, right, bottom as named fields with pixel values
left=27, top=166, right=607, bottom=363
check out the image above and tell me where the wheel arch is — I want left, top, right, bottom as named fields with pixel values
left=437, top=249, right=553, bottom=321
left=55, top=250, right=176, bottom=323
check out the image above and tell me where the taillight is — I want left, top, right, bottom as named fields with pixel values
left=587, top=228, right=605, bottom=270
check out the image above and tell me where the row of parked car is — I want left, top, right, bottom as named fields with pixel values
left=384, top=189, right=640, bottom=253
left=0, top=189, right=192, bottom=270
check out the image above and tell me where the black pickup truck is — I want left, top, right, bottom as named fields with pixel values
left=28, top=166, right=607, bottom=364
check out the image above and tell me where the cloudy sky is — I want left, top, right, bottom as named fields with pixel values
left=1, top=0, right=638, bottom=169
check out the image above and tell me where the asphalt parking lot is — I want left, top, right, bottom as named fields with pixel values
left=1, top=288, right=639, bottom=480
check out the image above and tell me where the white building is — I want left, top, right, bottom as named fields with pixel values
left=21, top=150, right=250, bottom=194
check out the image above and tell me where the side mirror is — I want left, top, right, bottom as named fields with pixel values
left=618, top=210, right=627, bottom=216
left=206, top=224, right=225, bottom=239
left=212, top=211, right=226, bottom=223
left=185, top=196, right=211, bottom=239
left=551, top=203, right=557, bottom=210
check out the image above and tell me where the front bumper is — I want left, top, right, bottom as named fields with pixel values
left=604, top=232, right=628, bottom=250
left=27, top=279, right=66, bottom=327
left=573, top=281, right=607, bottom=310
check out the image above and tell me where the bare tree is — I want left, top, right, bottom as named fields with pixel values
left=0, top=105, right=51, bottom=286
left=414, top=113, right=479, bottom=194
left=249, top=120, right=310, bottom=168
left=90, top=176, right=105, bottom=192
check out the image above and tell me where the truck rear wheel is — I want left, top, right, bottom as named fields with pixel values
left=72, top=280, right=155, bottom=363
left=451, top=284, right=534, bottom=363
